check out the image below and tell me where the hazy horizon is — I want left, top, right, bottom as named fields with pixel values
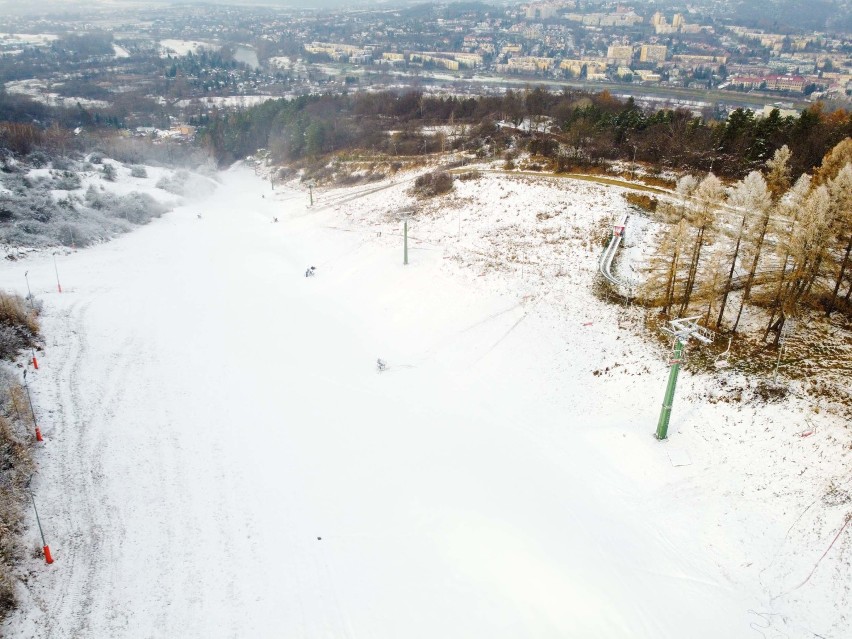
left=0, top=0, right=388, bottom=15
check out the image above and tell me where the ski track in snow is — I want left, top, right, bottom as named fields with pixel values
left=0, top=163, right=849, bottom=638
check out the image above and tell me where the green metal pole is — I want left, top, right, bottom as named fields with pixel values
left=655, top=339, right=684, bottom=440
left=404, top=219, right=408, bottom=265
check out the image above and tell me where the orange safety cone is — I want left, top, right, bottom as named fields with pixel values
left=35, top=427, right=43, bottom=442
left=43, top=545, right=53, bottom=564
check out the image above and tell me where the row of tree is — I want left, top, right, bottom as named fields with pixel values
left=643, top=139, right=852, bottom=341
left=198, top=88, right=852, bottom=182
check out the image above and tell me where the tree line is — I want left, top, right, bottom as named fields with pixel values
left=198, top=88, right=852, bottom=183
left=642, top=138, right=852, bottom=340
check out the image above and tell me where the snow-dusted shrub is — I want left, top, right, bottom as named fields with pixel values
left=53, top=170, right=81, bottom=190
left=276, top=166, right=296, bottom=181
left=623, top=192, right=658, bottom=212
left=89, top=151, right=105, bottom=164
left=0, top=324, right=29, bottom=361
left=0, top=174, right=32, bottom=195
left=51, top=156, right=73, bottom=171
left=0, top=368, right=36, bottom=621
left=411, top=170, right=454, bottom=197
left=101, top=164, right=117, bottom=182
left=0, top=162, right=173, bottom=247
left=56, top=194, right=79, bottom=211
left=26, top=151, right=49, bottom=168
left=0, top=191, right=53, bottom=223
left=53, top=218, right=115, bottom=247
left=130, top=165, right=147, bottom=178
left=156, top=170, right=189, bottom=195
left=55, top=222, right=84, bottom=246
left=84, top=184, right=112, bottom=210
left=1, top=220, right=51, bottom=245
left=111, top=192, right=167, bottom=224
left=456, top=170, right=482, bottom=181
left=0, top=293, right=38, bottom=347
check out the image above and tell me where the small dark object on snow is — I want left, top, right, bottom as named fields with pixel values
left=317, top=537, right=322, bottom=541
left=305, top=266, right=317, bottom=277
left=197, top=213, right=202, bottom=219
left=273, top=217, right=279, bottom=223
left=376, top=358, right=387, bottom=371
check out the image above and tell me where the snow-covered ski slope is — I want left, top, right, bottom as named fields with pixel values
left=2, top=164, right=849, bottom=638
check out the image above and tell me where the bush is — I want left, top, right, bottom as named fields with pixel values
left=155, top=170, right=189, bottom=195
left=623, top=192, right=658, bottom=212
left=101, top=164, right=117, bottom=182
left=457, top=169, right=482, bottom=181
left=129, top=165, right=147, bottom=178
left=53, top=170, right=81, bottom=190
left=51, top=156, right=73, bottom=171
left=111, top=192, right=167, bottom=224
left=0, top=292, right=38, bottom=359
left=0, top=371, right=37, bottom=623
left=26, top=151, right=49, bottom=168
left=89, top=152, right=105, bottom=164
left=411, top=170, right=454, bottom=197
left=503, top=151, right=517, bottom=171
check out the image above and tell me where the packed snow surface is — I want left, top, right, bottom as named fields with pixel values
left=1, top=165, right=849, bottom=638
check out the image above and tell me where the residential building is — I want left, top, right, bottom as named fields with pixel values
left=639, top=45, right=667, bottom=64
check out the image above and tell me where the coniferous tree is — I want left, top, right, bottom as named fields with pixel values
left=824, top=163, right=852, bottom=314
left=718, top=171, right=771, bottom=329
left=765, top=174, right=812, bottom=341
left=770, top=184, right=831, bottom=344
left=732, top=146, right=791, bottom=331
left=814, top=137, right=852, bottom=184
left=643, top=203, right=692, bottom=313
left=679, top=173, right=723, bottom=316
left=661, top=175, right=698, bottom=314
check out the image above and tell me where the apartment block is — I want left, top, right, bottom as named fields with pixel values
left=639, top=45, right=667, bottom=64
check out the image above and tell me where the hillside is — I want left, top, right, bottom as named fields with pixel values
left=0, top=162, right=848, bottom=638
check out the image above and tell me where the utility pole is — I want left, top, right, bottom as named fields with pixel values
left=23, top=370, right=43, bottom=442
left=655, top=316, right=714, bottom=440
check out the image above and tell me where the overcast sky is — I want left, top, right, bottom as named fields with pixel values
left=0, top=0, right=389, bottom=8
left=0, top=0, right=376, bottom=14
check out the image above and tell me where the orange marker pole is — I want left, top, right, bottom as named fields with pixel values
left=23, top=371, right=43, bottom=442
left=28, top=484, right=54, bottom=564
left=53, top=255, right=62, bottom=293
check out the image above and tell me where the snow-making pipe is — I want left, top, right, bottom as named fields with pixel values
left=598, top=214, right=629, bottom=294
